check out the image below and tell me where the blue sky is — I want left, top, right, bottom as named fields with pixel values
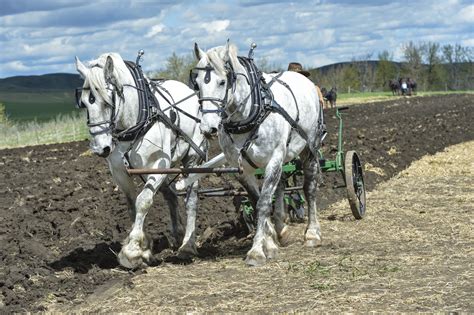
left=0, top=0, right=472, bottom=78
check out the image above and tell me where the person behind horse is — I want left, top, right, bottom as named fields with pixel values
left=400, top=78, right=408, bottom=96
left=287, top=62, right=326, bottom=109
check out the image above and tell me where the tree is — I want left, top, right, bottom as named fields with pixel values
left=353, top=53, right=376, bottom=92
left=342, top=64, right=360, bottom=93
left=256, top=56, right=282, bottom=73
left=151, top=52, right=196, bottom=84
left=375, top=50, right=397, bottom=90
left=442, top=43, right=473, bottom=90
left=401, top=41, right=424, bottom=89
left=422, top=41, right=444, bottom=90
left=318, top=65, right=344, bottom=90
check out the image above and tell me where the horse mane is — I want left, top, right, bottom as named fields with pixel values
left=205, top=43, right=241, bottom=77
left=86, top=53, right=129, bottom=104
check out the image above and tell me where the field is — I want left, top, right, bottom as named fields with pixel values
left=337, top=90, right=474, bottom=105
left=0, top=94, right=473, bottom=312
left=0, top=91, right=77, bottom=122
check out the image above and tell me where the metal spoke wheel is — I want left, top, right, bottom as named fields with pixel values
left=344, top=150, right=366, bottom=219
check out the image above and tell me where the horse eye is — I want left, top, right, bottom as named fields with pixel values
left=89, top=93, right=95, bottom=104
left=219, top=80, right=226, bottom=86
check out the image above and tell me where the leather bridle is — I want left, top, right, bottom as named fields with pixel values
left=75, top=85, right=122, bottom=137
left=189, top=62, right=237, bottom=114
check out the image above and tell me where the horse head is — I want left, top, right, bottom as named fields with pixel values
left=192, top=41, right=239, bottom=137
left=75, top=53, right=133, bottom=158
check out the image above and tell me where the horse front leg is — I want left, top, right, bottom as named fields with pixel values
left=245, top=156, right=283, bottom=266
left=118, top=168, right=168, bottom=269
left=302, top=149, right=322, bottom=247
left=107, top=150, right=138, bottom=221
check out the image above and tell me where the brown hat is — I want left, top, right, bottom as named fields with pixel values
left=287, top=62, right=310, bottom=77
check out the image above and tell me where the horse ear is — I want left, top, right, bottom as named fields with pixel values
left=75, top=56, right=89, bottom=78
left=104, top=56, right=114, bottom=84
left=194, top=43, right=205, bottom=60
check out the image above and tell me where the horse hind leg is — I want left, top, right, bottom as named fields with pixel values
left=273, top=178, right=290, bottom=246
left=174, top=145, right=209, bottom=259
left=159, top=184, right=185, bottom=250
left=301, top=148, right=322, bottom=247
left=176, top=180, right=200, bottom=259
left=237, top=173, right=260, bottom=233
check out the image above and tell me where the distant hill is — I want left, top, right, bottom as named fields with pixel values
left=0, top=73, right=83, bottom=91
left=310, top=60, right=405, bottom=75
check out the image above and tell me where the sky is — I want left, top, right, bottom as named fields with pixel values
left=0, top=0, right=473, bottom=78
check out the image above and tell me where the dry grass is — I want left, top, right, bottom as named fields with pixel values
left=54, top=141, right=474, bottom=313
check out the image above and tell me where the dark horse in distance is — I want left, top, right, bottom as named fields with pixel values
left=387, top=79, right=400, bottom=96
left=321, top=87, right=337, bottom=108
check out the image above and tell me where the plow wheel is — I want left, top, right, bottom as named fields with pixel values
left=344, top=150, right=366, bottom=219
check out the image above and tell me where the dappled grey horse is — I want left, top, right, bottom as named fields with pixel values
left=192, top=42, right=325, bottom=266
left=75, top=52, right=207, bottom=268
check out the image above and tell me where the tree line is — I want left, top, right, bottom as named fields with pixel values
left=148, top=41, right=473, bottom=93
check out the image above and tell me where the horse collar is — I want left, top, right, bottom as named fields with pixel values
left=222, top=56, right=265, bottom=134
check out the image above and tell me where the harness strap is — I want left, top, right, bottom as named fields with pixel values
left=263, top=73, right=300, bottom=123
left=148, top=91, right=207, bottom=161
left=115, top=61, right=151, bottom=141
left=160, top=90, right=202, bottom=123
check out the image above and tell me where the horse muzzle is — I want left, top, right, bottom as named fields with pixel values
left=91, top=145, right=112, bottom=158
left=202, top=127, right=218, bottom=139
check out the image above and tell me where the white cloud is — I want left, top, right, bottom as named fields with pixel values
left=458, top=4, right=474, bottom=22
left=3, top=61, right=29, bottom=72
left=199, top=20, right=230, bottom=33
left=145, top=24, right=165, bottom=38
left=461, top=38, right=474, bottom=46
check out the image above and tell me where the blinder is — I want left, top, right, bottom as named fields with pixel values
left=75, top=86, right=117, bottom=109
left=75, top=87, right=87, bottom=109
left=189, top=64, right=214, bottom=91
left=190, top=62, right=237, bottom=114
left=74, top=85, right=119, bottom=137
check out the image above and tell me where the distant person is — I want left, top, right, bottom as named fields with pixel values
left=287, top=62, right=325, bottom=109
left=400, top=78, right=408, bottom=96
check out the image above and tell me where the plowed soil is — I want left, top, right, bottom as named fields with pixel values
left=1, top=94, right=473, bottom=312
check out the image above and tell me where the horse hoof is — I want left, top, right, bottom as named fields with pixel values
left=278, top=225, right=291, bottom=247
left=245, top=256, right=266, bottom=267
left=118, top=240, right=152, bottom=269
left=118, top=251, right=143, bottom=269
left=245, top=248, right=266, bottom=267
left=177, top=243, right=198, bottom=260
left=264, top=236, right=279, bottom=260
left=264, top=244, right=279, bottom=260
left=304, top=237, right=322, bottom=247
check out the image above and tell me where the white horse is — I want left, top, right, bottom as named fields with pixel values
left=193, top=42, right=324, bottom=266
left=75, top=52, right=207, bottom=268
